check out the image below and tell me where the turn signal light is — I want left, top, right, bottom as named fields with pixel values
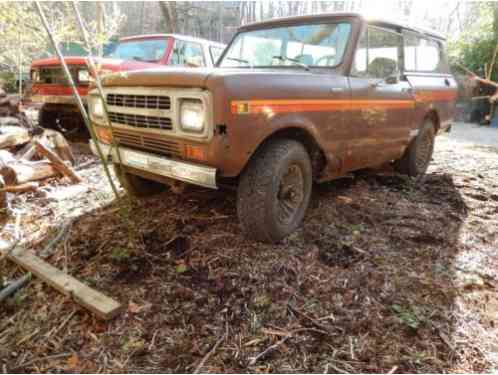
left=95, top=126, right=113, bottom=145
left=185, top=144, right=206, bottom=161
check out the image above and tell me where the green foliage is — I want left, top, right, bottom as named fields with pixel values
left=0, top=71, right=17, bottom=93
left=448, top=3, right=498, bottom=80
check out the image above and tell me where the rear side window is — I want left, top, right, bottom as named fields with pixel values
left=170, top=40, right=206, bottom=67
left=210, top=46, right=224, bottom=65
left=403, top=34, right=449, bottom=73
left=351, top=26, right=402, bottom=79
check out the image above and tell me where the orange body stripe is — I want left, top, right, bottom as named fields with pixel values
left=414, top=90, right=457, bottom=102
left=231, top=99, right=415, bottom=114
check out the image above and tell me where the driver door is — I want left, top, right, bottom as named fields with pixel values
left=347, top=26, right=415, bottom=170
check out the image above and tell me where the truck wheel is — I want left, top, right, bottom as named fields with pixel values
left=37, top=106, right=56, bottom=129
left=237, top=139, right=312, bottom=243
left=394, top=120, right=435, bottom=177
left=113, top=164, right=165, bottom=198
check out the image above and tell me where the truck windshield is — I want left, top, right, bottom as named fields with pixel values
left=106, top=38, right=169, bottom=62
left=219, top=22, right=351, bottom=69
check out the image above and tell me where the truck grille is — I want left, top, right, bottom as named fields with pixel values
left=108, top=112, right=173, bottom=130
left=113, top=129, right=181, bottom=158
left=107, top=94, right=171, bottom=110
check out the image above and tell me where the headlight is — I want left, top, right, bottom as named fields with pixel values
left=78, top=69, right=90, bottom=83
left=92, top=96, right=104, bottom=118
left=180, top=99, right=205, bottom=133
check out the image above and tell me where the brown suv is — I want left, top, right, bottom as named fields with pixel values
left=89, top=13, right=457, bottom=243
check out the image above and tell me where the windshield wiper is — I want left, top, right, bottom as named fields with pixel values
left=225, top=57, right=252, bottom=67
left=273, top=56, right=310, bottom=71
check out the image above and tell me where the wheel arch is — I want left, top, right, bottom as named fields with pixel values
left=247, top=126, right=326, bottom=181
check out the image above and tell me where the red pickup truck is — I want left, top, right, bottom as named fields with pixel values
left=27, top=34, right=225, bottom=136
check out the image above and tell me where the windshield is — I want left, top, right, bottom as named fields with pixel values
left=106, top=38, right=169, bottom=62
left=219, top=22, right=351, bottom=68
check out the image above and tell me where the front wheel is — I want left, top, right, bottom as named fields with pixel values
left=113, top=164, right=165, bottom=198
left=394, top=120, right=435, bottom=177
left=237, top=139, right=312, bottom=243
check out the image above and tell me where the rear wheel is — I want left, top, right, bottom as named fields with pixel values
left=394, top=119, right=435, bottom=177
left=113, top=164, right=165, bottom=198
left=237, top=139, right=312, bottom=243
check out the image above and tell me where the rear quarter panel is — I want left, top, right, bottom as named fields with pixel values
left=406, top=73, right=458, bottom=132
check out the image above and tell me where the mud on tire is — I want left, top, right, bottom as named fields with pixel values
left=113, top=164, right=165, bottom=198
left=237, top=139, right=313, bottom=243
left=394, top=119, right=436, bottom=178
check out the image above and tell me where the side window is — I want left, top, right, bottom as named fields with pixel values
left=210, top=46, right=224, bottom=65
left=367, top=27, right=402, bottom=79
left=351, top=26, right=402, bottom=79
left=170, top=40, right=205, bottom=67
left=403, top=35, right=448, bottom=73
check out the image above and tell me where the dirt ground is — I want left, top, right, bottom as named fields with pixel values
left=1, top=124, right=497, bottom=373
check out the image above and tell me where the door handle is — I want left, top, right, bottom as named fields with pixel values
left=444, top=78, right=451, bottom=86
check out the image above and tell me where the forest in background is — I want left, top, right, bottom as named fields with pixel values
left=0, top=1, right=497, bottom=85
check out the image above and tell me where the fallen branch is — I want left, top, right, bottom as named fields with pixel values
left=40, top=220, right=73, bottom=259
left=34, top=140, right=81, bottom=184
left=193, top=333, right=226, bottom=373
left=248, top=335, right=292, bottom=366
left=0, top=273, right=31, bottom=303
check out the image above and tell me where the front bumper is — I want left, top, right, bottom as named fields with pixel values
left=90, top=140, right=217, bottom=189
left=31, top=94, right=87, bottom=105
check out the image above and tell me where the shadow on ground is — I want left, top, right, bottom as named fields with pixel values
left=1, top=167, right=483, bottom=373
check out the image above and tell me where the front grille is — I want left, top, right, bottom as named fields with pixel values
left=107, top=94, right=171, bottom=110
left=108, top=112, right=173, bottom=130
left=113, top=129, right=181, bottom=158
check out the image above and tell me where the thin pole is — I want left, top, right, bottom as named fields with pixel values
left=34, top=1, right=120, bottom=199
left=18, top=32, right=22, bottom=97
left=70, top=1, right=127, bottom=173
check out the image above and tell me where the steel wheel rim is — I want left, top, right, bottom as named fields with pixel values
left=415, top=131, right=433, bottom=171
left=276, top=164, right=305, bottom=225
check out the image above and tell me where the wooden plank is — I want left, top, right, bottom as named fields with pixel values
left=1, top=245, right=122, bottom=320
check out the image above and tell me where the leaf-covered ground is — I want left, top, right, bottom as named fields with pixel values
left=1, top=124, right=497, bottom=373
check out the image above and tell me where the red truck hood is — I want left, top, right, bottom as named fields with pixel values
left=31, top=56, right=161, bottom=72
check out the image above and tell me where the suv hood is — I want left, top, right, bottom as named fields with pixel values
left=101, top=67, right=334, bottom=91
left=31, top=56, right=161, bottom=73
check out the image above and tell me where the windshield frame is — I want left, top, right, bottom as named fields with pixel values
left=106, top=37, right=171, bottom=63
left=217, top=20, right=353, bottom=70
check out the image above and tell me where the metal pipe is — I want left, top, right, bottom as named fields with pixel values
left=70, top=1, right=126, bottom=170
left=33, top=1, right=120, bottom=199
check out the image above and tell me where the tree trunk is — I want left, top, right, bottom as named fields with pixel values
left=494, top=2, right=498, bottom=39
left=159, top=2, right=177, bottom=33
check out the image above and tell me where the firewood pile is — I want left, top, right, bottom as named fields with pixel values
left=0, top=88, right=81, bottom=212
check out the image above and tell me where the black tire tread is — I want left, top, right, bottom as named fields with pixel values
left=237, top=139, right=311, bottom=243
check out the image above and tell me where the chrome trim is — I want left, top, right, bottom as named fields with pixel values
left=90, top=140, right=217, bottom=189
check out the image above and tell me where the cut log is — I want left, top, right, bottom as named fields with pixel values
left=0, top=126, right=30, bottom=149
left=43, top=130, right=75, bottom=165
left=0, top=244, right=122, bottom=320
left=0, top=150, right=17, bottom=186
left=34, top=141, right=81, bottom=184
left=0, top=182, right=39, bottom=193
left=6, top=161, right=58, bottom=185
